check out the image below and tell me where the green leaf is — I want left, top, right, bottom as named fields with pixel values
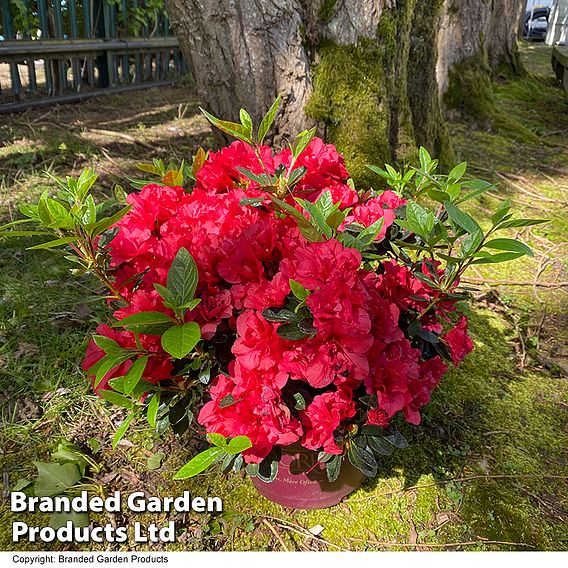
left=366, top=435, right=394, bottom=456
left=76, top=170, right=98, bottom=200
left=147, top=451, right=166, bottom=471
left=455, top=179, right=495, bottom=204
left=366, top=164, right=390, bottom=179
left=325, top=455, right=342, bottom=483
left=49, top=510, right=89, bottom=529
left=12, top=478, right=32, bottom=492
left=173, top=447, right=226, bottom=479
left=428, top=189, right=451, bottom=203
left=276, top=322, right=309, bottom=341
left=38, top=196, right=74, bottom=229
left=289, top=279, right=309, bottom=301
left=257, top=458, right=279, bottom=482
left=0, top=218, right=35, bottom=231
left=497, top=218, right=548, bottom=229
left=484, top=238, right=533, bottom=257
left=51, top=443, right=89, bottom=476
left=286, top=166, right=307, bottom=187
left=136, top=162, right=162, bottom=175
left=384, top=430, right=408, bottom=449
left=406, top=201, right=435, bottom=237
left=460, top=229, right=484, bottom=257
left=81, top=194, right=97, bottom=224
left=208, top=433, right=226, bottom=447
left=226, top=436, right=253, bottom=455
left=113, top=311, right=174, bottom=330
left=269, top=195, right=325, bottom=242
left=261, top=308, right=299, bottom=323
left=34, top=462, right=81, bottom=497
left=26, top=236, right=77, bottom=250
left=146, top=392, right=160, bottom=428
left=19, top=204, right=40, bottom=220
left=293, top=392, right=306, bottom=410
left=237, top=167, right=273, bottom=185
left=491, top=199, right=512, bottom=226
left=447, top=161, right=467, bottom=183
left=358, top=217, right=385, bottom=246
left=92, top=353, right=133, bottom=388
left=167, top=247, right=199, bottom=308
left=419, top=147, right=432, bottom=170
left=239, top=108, right=253, bottom=134
left=258, top=96, right=281, bottom=143
left=112, top=413, right=136, bottom=449
left=92, top=335, right=127, bottom=356
left=0, top=230, right=53, bottom=237
left=161, top=322, right=201, bottom=359
left=471, top=252, right=525, bottom=265
left=200, top=107, right=253, bottom=144
left=443, top=201, right=482, bottom=235
left=91, top=204, right=133, bottom=237
left=153, top=283, right=178, bottom=307
left=347, top=438, right=377, bottom=477
left=219, top=394, right=236, bottom=408
left=123, top=356, right=148, bottom=395
left=99, top=390, right=133, bottom=409
left=292, top=127, right=317, bottom=161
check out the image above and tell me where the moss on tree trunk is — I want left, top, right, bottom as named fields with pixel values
left=305, top=1, right=453, bottom=185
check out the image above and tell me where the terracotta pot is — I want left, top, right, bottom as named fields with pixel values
left=251, top=444, right=365, bottom=510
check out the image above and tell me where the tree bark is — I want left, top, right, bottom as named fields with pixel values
left=167, top=0, right=523, bottom=172
left=437, top=0, right=525, bottom=95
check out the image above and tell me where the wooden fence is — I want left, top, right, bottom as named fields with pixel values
left=0, top=0, right=187, bottom=112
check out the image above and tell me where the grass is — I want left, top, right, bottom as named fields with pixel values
left=0, top=44, right=567, bottom=551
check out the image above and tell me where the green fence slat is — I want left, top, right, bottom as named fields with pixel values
left=53, top=0, right=65, bottom=38
left=83, top=0, right=92, bottom=37
left=38, top=0, right=49, bottom=39
left=28, top=61, right=37, bottom=93
left=2, top=0, right=15, bottom=38
left=69, top=0, right=79, bottom=38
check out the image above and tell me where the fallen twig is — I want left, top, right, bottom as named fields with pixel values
left=262, top=518, right=290, bottom=552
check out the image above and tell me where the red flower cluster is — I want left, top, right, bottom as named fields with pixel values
left=83, top=138, right=474, bottom=462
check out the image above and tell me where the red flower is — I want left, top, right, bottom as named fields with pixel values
left=300, top=389, right=356, bottom=454
left=444, top=316, right=474, bottom=365
left=198, top=366, right=302, bottom=463
left=343, top=190, right=406, bottom=241
left=367, top=408, right=390, bottom=427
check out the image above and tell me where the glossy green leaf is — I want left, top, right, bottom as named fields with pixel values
left=26, top=237, right=77, bottom=250
left=444, top=201, right=482, bottom=235
left=226, top=436, right=252, bottom=455
left=167, top=247, right=199, bottom=308
left=173, top=447, right=226, bottom=479
left=471, top=251, right=525, bottom=264
left=289, top=279, right=309, bottom=301
left=123, top=356, right=148, bottom=395
left=161, top=322, right=201, bottom=359
left=113, top=311, right=174, bottom=330
left=99, top=390, right=133, bottom=409
left=147, top=392, right=160, bottom=428
left=484, top=238, right=533, bottom=257
left=258, top=96, right=281, bottom=143
left=200, top=108, right=253, bottom=144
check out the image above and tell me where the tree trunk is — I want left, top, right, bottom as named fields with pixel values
left=166, top=0, right=523, bottom=176
left=437, top=0, right=525, bottom=119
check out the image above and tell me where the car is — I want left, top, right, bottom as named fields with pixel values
left=524, top=6, right=550, bottom=41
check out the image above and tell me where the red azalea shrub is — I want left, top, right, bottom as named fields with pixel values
left=83, top=137, right=474, bottom=466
